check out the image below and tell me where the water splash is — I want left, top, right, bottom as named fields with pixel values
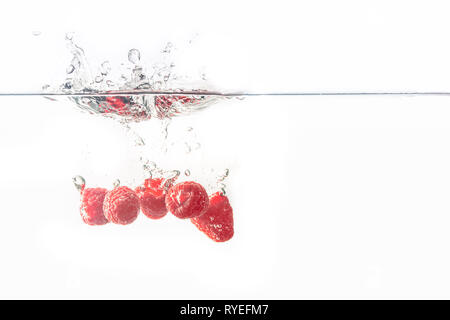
left=44, top=35, right=221, bottom=122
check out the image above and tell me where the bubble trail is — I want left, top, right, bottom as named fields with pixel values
left=72, top=175, right=86, bottom=192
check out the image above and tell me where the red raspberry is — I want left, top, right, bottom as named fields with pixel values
left=103, top=186, right=140, bottom=225
left=191, top=192, right=234, bottom=242
left=155, top=95, right=197, bottom=109
left=135, top=178, right=168, bottom=219
left=154, top=95, right=200, bottom=118
left=165, top=181, right=209, bottom=219
left=104, top=96, right=131, bottom=115
left=80, top=187, right=109, bottom=226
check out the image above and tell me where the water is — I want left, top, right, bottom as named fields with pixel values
left=2, top=90, right=450, bottom=123
left=4, top=33, right=450, bottom=212
left=16, top=33, right=450, bottom=123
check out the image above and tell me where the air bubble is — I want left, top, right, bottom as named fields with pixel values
left=72, top=175, right=86, bottom=192
left=32, top=31, right=41, bottom=36
left=113, top=179, right=120, bottom=188
left=163, top=170, right=180, bottom=190
left=184, top=169, right=191, bottom=176
left=71, top=57, right=81, bottom=68
left=219, top=183, right=227, bottom=195
left=166, top=170, right=180, bottom=180
left=100, top=61, right=111, bottom=75
left=218, top=169, right=230, bottom=182
left=185, top=143, right=191, bottom=153
left=95, top=75, right=104, bottom=83
left=66, top=64, right=75, bottom=74
left=65, top=32, right=74, bottom=41
left=162, top=42, right=173, bottom=53
left=81, top=97, right=92, bottom=105
left=135, top=136, right=145, bottom=146
left=144, top=161, right=157, bottom=172
left=63, top=80, right=73, bottom=90
left=128, top=49, right=141, bottom=64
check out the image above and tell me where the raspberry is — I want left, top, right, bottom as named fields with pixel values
left=154, top=95, right=200, bottom=118
left=103, top=186, right=140, bottom=225
left=191, top=192, right=234, bottom=242
left=155, top=95, right=197, bottom=109
left=135, top=178, right=168, bottom=219
left=165, top=181, right=209, bottom=219
left=80, top=187, right=109, bottom=226
left=104, top=96, right=131, bottom=115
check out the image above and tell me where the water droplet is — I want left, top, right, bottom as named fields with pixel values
left=113, top=179, right=120, bottom=188
left=106, top=80, right=114, bottom=87
left=219, top=183, right=227, bottom=195
left=139, top=156, right=148, bottom=164
left=163, top=170, right=180, bottom=190
left=63, top=80, right=73, bottom=90
left=145, top=161, right=157, bottom=171
left=95, top=75, right=104, bottom=83
left=128, top=49, right=141, bottom=64
left=81, top=97, right=92, bottom=105
left=71, top=57, right=81, bottom=68
left=166, top=170, right=180, bottom=180
left=218, top=169, right=230, bottom=181
left=32, top=31, right=41, bottom=36
left=184, top=169, right=191, bottom=176
left=162, top=42, right=173, bottom=53
left=72, top=175, right=86, bottom=192
left=100, top=61, right=111, bottom=75
left=65, top=32, right=74, bottom=41
left=144, top=171, right=152, bottom=180
left=66, top=64, right=75, bottom=74
left=135, top=136, right=145, bottom=146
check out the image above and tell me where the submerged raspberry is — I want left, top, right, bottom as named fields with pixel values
left=191, top=192, right=234, bottom=242
left=154, top=95, right=201, bottom=118
left=103, top=186, right=140, bottom=225
left=80, top=187, right=109, bottom=226
left=165, top=181, right=209, bottom=219
left=135, top=178, right=168, bottom=219
left=105, top=96, right=128, bottom=110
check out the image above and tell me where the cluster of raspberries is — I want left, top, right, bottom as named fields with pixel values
left=77, top=178, right=234, bottom=242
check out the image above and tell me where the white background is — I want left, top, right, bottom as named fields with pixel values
left=1, top=0, right=450, bottom=299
